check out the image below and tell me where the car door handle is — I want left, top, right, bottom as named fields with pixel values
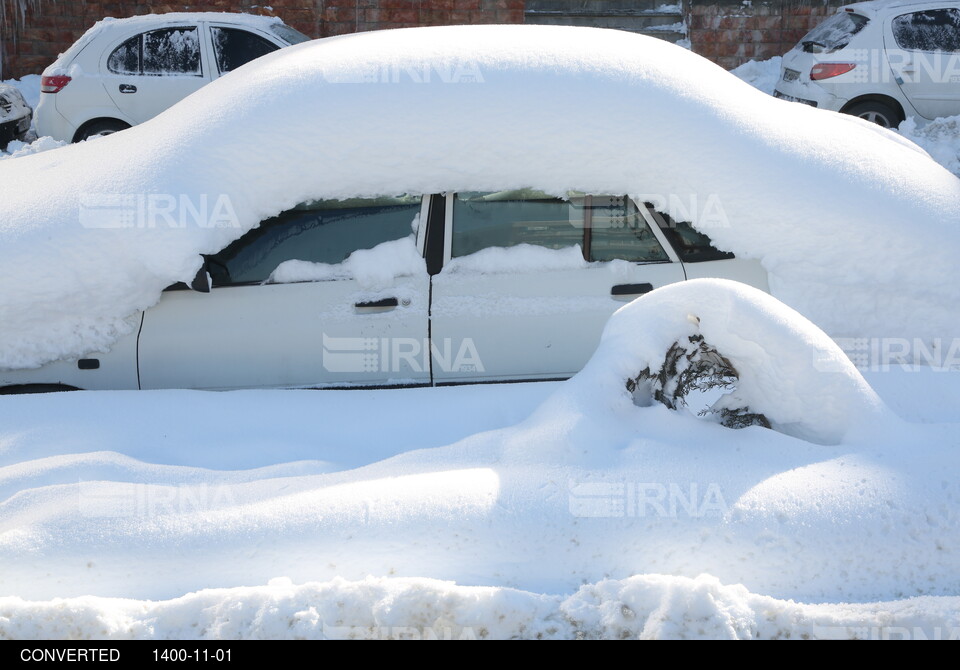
left=119, top=84, right=137, bottom=94
left=354, top=297, right=399, bottom=312
left=611, top=283, right=653, bottom=298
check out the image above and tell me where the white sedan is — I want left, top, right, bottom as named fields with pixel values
left=1, top=24, right=956, bottom=392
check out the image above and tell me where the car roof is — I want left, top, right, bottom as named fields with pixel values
left=841, top=0, right=959, bottom=16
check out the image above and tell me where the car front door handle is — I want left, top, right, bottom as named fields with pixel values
left=119, top=84, right=137, bottom=94
left=611, top=283, right=654, bottom=299
left=354, top=297, right=399, bottom=312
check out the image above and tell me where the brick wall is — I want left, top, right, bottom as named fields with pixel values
left=1, top=0, right=845, bottom=79
left=687, top=0, right=847, bottom=70
left=1, top=1, right=525, bottom=79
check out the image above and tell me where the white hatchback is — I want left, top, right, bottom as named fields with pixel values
left=35, top=12, right=309, bottom=142
left=775, top=0, right=960, bottom=127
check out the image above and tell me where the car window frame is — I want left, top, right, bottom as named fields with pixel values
left=105, top=24, right=206, bottom=77
left=207, top=24, right=285, bottom=76
left=440, top=192, right=684, bottom=267
left=199, top=194, right=429, bottom=289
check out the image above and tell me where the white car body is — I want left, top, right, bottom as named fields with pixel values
left=775, top=0, right=960, bottom=126
left=0, top=191, right=767, bottom=391
left=34, top=12, right=308, bottom=142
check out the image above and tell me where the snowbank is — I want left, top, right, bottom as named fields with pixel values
left=4, top=573, right=960, bottom=640
left=1, top=284, right=958, bottom=608
left=1, top=25, right=959, bottom=369
left=568, top=279, right=885, bottom=444
left=730, top=56, right=782, bottom=96
left=898, top=115, right=960, bottom=178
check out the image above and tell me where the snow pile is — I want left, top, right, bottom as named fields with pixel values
left=571, top=279, right=885, bottom=444
left=0, top=135, right=65, bottom=160
left=442, top=243, right=587, bottom=274
left=729, top=56, right=782, bottom=96
left=2, top=74, right=40, bottom=112
left=1, top=25, right=959, bottom=369
left=3, top=573, right=960, bottom=640
left=1, top=282, right=958, bottom=614
left=898, top=115, right=960, bottom=178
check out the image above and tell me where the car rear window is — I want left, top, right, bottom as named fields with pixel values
left=799, top=12, right=869, bottom=53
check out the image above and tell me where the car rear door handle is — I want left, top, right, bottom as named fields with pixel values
left=355, top=297, right=399, bottom=312
left=611, top=283, right=653, bottom=299
left=119, top=84, right=137, bottom=94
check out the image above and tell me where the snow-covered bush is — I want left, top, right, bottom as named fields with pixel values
left=579, top=279, right=885, bottom=445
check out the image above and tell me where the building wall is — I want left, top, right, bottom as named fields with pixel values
left=2, top=0, right=843, bottom=79
left=687, top=0, right=848, bottom=70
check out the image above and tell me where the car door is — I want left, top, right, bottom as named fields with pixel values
left=429, top=192, right=686, bottom=383
left=103, top=25, right=212, bottom=124
left=886, top=8, right=960, bottom=119
left=137, top=196, right=430, bottom=390
left=207, top=24, right=282, bottom=78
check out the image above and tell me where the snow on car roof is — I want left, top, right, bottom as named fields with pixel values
left=2, top=24, right=959, bottom=369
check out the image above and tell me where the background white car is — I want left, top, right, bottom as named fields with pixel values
left=0, top=83, right=32, bottom=149
left=775, top=0, right=960, bottom=127
left=35, top=12, right=308, bottom=142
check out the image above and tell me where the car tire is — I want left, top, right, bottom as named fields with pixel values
left=75, top=119, right=131, bottom=142
left=844, top=101, right=903, bottom=129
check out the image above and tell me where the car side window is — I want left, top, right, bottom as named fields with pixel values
left=206, top=196, right=422, bottom=286
left=892, top=9, right=960, bottom=52
left=645, top=206, right=734, bottom=263
left=211, top=27, right=279, bottom=74
left=108, top=28, right=202, bottom=75
left=107, top=36, right=141, bottom=75
left=451, top=191, right=669, bottom=263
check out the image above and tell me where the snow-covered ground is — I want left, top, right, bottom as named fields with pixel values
left=2, top=29, right=959, bottom=640
left=730, top=56, right=960, bottom=179
left=2, top=280, right=959, bottom=639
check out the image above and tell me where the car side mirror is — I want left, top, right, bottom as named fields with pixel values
left=190, top=262, right=211, bottom=293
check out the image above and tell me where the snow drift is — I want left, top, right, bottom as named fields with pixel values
left=576, top=278, right=885, bottom=445
left=1, top=25, right=959, bottom=368
left=1, top=282, right=958, bottom=609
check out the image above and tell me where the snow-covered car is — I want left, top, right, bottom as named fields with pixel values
left=1, top=25, right=957, bottom=393
left=774, top=0, right=960, bottom=127
left=34, top=12, right=309, bottom=142
left=0, top=83, right=32, bottom=148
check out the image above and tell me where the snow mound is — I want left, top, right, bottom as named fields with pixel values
left=0, top=135, right=65, bottom=161
left=1, top=25, right=959, bottom=370
left=729, top=56, right=782, bottom=96
left=898, top=115, right=960, bottom=178
left=3, top=573, right=959, bottom=640
left=567, top=279, right=885, bottom=444
left=268, top=235, right=424, bottom=289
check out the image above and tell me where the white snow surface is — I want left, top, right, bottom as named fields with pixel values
left=1, top=280, right=959, bottom=640
left=1, top=25, right=959, bottom=369
left=898, top=115, right=960, bottom=178
left=729, top=56, right=782, bottom=96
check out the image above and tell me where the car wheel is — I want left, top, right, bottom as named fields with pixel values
left=845, top=101, right=903, bottom=129
left=75, top=120, right=131, bottom=142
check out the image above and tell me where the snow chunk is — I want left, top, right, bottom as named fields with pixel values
left=573, top=278, right=885, bottom=444
left=897, top=115, right=960, bottom=178
left=442, top=243, right=586, bottom=274
left=729, top=56, right=782, bottom=96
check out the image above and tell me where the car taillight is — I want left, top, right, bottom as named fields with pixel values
left=40, top=75, right=72, bottom=93
left=810, top=63, right=856, bottom=81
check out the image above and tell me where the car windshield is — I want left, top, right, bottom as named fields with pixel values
left=799, top=12, right=869, bottom=53
left=269, top=23, right=311, bottom=45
